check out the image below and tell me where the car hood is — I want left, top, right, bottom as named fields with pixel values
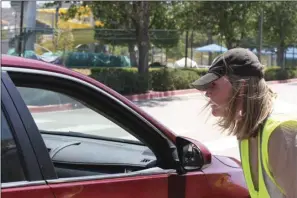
left=213, top=155, right=242, bottom=168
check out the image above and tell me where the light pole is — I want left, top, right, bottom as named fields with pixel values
left=257, top=9, right=263, bottom=62
left=18, top=1, right=24, bottom=57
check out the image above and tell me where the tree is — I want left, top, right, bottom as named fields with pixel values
left=192, top=2, right=257, bottom=49
left=42, top=1, right=80, bottom=50
left=43, top=1, right=62, bottom=28
left=89, top=1, right=151, bottom=72
left=90, top=1, right=180, bottom=73
left=43, top=1, right=182, bottom=72
left=262, top=2, right=297, bottom=67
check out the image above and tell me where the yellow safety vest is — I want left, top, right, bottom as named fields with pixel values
left=240, top=115, right=297, bottom=198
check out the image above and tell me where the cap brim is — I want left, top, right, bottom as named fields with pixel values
left=191, top=73, right=219, bottom=91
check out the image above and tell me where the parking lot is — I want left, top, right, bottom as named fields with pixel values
left=32, top=82, right=297, bottom=160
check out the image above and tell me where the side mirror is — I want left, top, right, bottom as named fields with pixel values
left=176, top=136, right=212, bottom=173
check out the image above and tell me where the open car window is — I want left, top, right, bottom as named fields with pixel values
left=15, top=85, right=158, bottom=179
left=17, top=86, right=138, bottom=142
left=5, top=69, right=177, bottom=180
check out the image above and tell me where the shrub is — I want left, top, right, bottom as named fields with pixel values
left=264, top=66, right=297, bottom=81
left=151, top=68, right=200, bottom=91
left=84, top=66, right=297, bottom=95
left=90, top=67, right=201, bottom=94
left=90, top=67, right=150, bottom=94
left=150, top=68, right=175, bottom=91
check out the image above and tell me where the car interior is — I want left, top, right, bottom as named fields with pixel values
left=41, top=130, right=158, bottom=178
left=6, top=70, right=178, bottom=180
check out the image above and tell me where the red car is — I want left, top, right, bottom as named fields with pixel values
left=1, top=54, right=249, bottom=198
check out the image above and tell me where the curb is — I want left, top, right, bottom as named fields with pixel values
left=265, top=78, right=297, bottom=84
left=27, top=78, right=297, bottom=112
left=28, top=103, right=74, bottom=113
left=126, top=78, right=297, bottom=101
left=125, top=89, right=201, bottom=101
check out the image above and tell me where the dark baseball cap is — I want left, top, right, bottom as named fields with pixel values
left=191, top=48, right=264, bottom=90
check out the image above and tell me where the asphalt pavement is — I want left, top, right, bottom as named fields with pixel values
left=32, top=82, right=297, bottom=161
left=135, top=82, right=297, bottom=160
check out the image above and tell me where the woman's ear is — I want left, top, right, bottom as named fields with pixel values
left=236, top=80, right=246, bottom=119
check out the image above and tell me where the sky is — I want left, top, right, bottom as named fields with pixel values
left=1, top=1, right=47, bottom=8
left=1, top=1, right=11, bottom=8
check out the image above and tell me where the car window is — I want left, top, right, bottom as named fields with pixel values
left=16, top=86, right=138, bottom=142
left=14, top=86, right=159, bottom=180
left=1, top=110, right=26, bottom=183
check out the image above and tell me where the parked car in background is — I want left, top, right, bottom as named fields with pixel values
left=1, top=54, right=249, bottom=198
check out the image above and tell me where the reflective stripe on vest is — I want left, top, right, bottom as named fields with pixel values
left=239, top=115, right=297, bottom=198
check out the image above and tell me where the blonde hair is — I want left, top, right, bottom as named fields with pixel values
left=208, top=75, right=276, bottom=140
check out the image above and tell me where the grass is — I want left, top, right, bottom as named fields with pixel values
left=72, top=68, right=92, bottom=76
left=1, top=29, right=8, bottom=40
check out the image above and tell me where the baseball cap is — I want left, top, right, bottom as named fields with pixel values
left=191, top=48, right=264, bottom=90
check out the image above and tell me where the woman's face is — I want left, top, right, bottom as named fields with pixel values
left=204, top=76, right=233, bottom=117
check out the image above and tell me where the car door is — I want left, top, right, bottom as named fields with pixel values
left=1, top=72, right=55, bottom=198
left=1, top=67, right=211, bottom=198
left=3, top=66, right=212, bottom=198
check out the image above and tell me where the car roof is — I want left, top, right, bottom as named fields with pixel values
left=1, top=54, right=177, bottom=142
left=2, top=54, right=70, bottom=71
left=1, top=54, right=123, bottom=100
left=1, top=54, right=125, bottom=102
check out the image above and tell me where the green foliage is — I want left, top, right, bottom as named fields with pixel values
left=40, top=1, right=297, bottom=69
left=264, top=67, right=297, bottom=81
left=87, top=67, right=297, bottom=95
left=150, top=69, right=176, bottom=91
left=90, top=68, right=150, bottom=94
left=1, top=29, right=8, bottom=40
left=92, top=29, right=179, bottom=48
left=263, top=2, right=297, bottom=46
left=90, top=67, right=206, bottom=94
left=89, top=2, right=181, bottom=48
left=150, top=68, right=202, bottom=91
left=193, top=2, right=257, bottom=49
left=54, top=28, right=74, bottom=52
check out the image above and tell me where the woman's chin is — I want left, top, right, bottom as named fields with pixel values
left=211, top=108, right=224, bottom=117
left=211, top=111, right=220, bottom=117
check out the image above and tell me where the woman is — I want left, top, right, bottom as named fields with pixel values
left=191, top=48, right=297, bottom=198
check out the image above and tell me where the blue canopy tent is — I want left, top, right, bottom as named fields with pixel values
left=283, top=47, right=297, bottom=67
left=252, top=48, right=274, bottom=55
left=252, top=47, right=297, bottom=66
left=194, top=44, right=227, bottom=66
left=194, top=44, right=228, bottom=53
left=285, top=47, right=297, bottom=59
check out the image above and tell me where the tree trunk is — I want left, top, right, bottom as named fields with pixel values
left=185, top=30, right=189, bottom=67
left=277, top=44, right=285, bottom=68
left=165, top=48, right=168, bottom=64
left=136, top=1, right=150, bottom=74
left=89, top=12, right=96, bottom=53
left=128, top=43, right=137, bottom=67
left=277, top=27, right=285, bottom=68
left=55, top=2, right=62, bottom=28
left=54, top=2, right=61, bottom=51
left=207, top=31, right=213, bottom=65
left=226, top=39, right=233, bottom=50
